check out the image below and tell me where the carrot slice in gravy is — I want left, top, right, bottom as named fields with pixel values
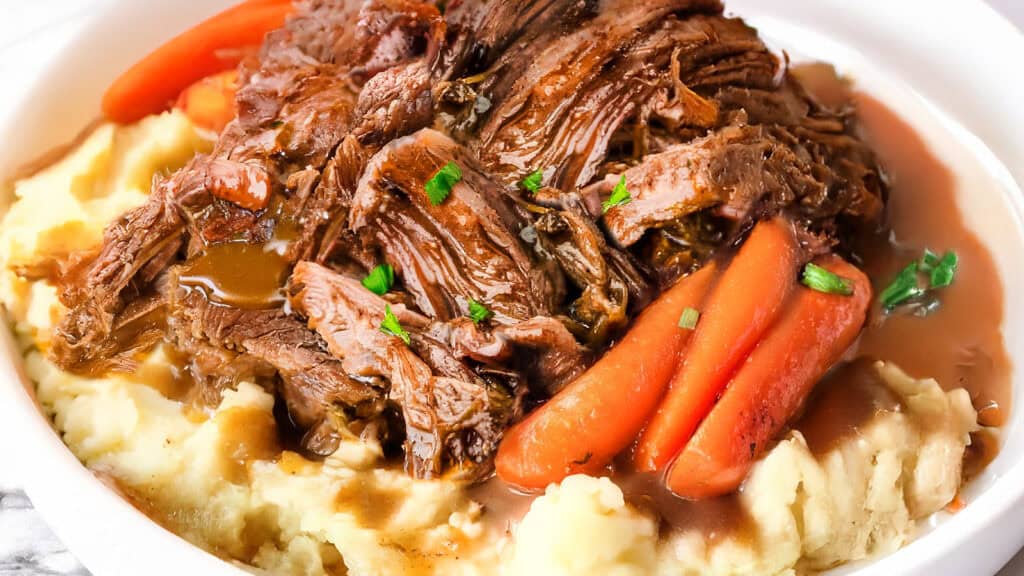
left=666, top=255, right=871, bottom=499
left=633, top=218, right=799, bottom=471
left=495, top=264, right=718, bottom=489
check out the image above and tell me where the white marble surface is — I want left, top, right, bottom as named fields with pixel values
left=1, top=1, right=1023, bottom=575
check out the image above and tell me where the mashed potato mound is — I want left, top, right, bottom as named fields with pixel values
left=508, top=475, right=658, bottom=576
left=1, top=112, right=980, bottom=576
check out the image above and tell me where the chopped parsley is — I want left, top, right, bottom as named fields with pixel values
left=678, top=307, right=701, bottom=330
left=801, top=263, right=854, bottom=296
left=880, top=249, right=958, bottom=312
left=380, top=305, right=410, bottom=345
left=425, top=161, right=462, bottom=206
left=468, top=299, right=494, bottom=324
left=928, top=251, right=958, bottom=289
left=601, top=175, right=632, bottom=213
left=362, top=264, right=394, bottom=295
left=919, top=249, right=940, bottom=273
left=520, top=169, right=544, bottom=194
left=880, top=261, right=924, bottom=309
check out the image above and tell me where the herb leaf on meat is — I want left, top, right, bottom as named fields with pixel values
left=362, top=264, right=395, bottom=295
left=521, top=169, right=544, bottom=194
left=468, top=299, right=494, bottom=324
left=601, top=175, right=632, bottom=213
left=425, top=161, right=462, bottom=206
left=380, top=305, right=411, bottom=345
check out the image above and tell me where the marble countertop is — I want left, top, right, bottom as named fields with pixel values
left=1, top=1, right=1022, bottom=575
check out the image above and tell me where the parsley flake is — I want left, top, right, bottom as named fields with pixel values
left=468, top=299, right=494, bottom=324
left=801, top=263, right=854, bottom=296
left=601, top=175, right=632, bottom=214
left=678, top=307, right=700, bottom=330
left=919, top=249, right=940, bottom=273
left=881, top=249, right=958, bottom=313
left=380, top=305, right=410, bottom=345
left=362, top=264, right=394, bottom=295
left=521, top=169, right=544, bottom=194
left=880, top=261, right=925, bottom=310
left=929, top=251, right=958, bottom=289
left=425, top=161, right=462, bottom=206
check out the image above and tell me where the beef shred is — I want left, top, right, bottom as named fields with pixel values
left=48, top=0, right=885, bottom=480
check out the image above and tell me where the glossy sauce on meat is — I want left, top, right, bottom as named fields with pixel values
left=178, top=241, right=290, bottom=309
left=178, top=211, right=299, bottom=309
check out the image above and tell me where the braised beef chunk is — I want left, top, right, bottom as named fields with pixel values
left=168, top=267, right=383, bottom=429
left=531, top=193, right=654, bottom=344
left=289, top=262, right=513, bottom=478
left=350, top=128, right=562, bottom=322
left=49, top=0, right=887, bottom=480
left=471, top=8, right=771, bottom=190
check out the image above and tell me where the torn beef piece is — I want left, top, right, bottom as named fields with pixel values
left=429, top=316, right=591, bottom=397
left=599, top=77, right=884, bottom=281
left=529, top=193, right=654, bottom=345
left=51, top=166, right=200, bottom=369
left=289, top=261, right=514, bottom=478
left=350, top=128, right=563, bottom=322
left=471, top=6, right=769, bottom=190
left=167, top=268, right=385, bottom=456
left=439, top=0, right=596, bottom=80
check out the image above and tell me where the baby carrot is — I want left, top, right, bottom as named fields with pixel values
left=633, top=218, right=799, bottom=471
left=102, top=0, right=293, bottom=124
left=175, top=70, right=239, bottom=132
left=666, top=255, right=871, bottom=499
left=495, top=264, right=718, bottom=490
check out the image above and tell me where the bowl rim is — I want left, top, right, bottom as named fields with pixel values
left=2, top=1, right=1024, bottom=576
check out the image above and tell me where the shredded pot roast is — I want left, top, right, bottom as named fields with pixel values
left=49, top=0, right=884, bottom=480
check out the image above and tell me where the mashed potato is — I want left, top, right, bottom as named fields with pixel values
left=0, top=112, right=980, bottom=576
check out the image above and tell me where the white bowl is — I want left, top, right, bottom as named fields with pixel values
left=1, top=1, right=1023, bottom=575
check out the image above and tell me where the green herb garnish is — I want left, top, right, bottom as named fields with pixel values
left=601, top=175, right=632, bottom=214
left=880, top=261, right=925, bottom=310
left=425, top=161, right=462, bottom=206
left=919, top=249, right=940, bottom=273
left=520, top=169, right=544, bottom=195
left=678, top=307, right=700, bottom=330
left=362, top=264, right=394, bottom=295
left=929, top=251, right=958, bottom=289
left=801, top=263, right=854, bottom=296
left=468, top=299, right=494, bottom=324
left=880, top=249, right=959, bottom=312
left=380, top=305, right=410, bottom=345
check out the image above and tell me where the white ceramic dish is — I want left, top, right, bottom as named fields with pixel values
left=1, top=1, right=1023, bottom=575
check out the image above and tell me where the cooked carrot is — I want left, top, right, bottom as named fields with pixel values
left=101, top=0, right=294, bottom=124
left=495, top=264, right=718, bottom=489
left=175, top=70, right=240, bottom=132
left=633, top=218, right=799, bottom=471
left=666, top=255, right=871, bottom=499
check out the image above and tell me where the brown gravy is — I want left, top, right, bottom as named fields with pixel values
left=852, top=93, right=1012, bottom=424
left=178, top=204, right=299, bottom=309
left=618, top=472, right=757, bottom=544
left=469, top=87, right=1012, bottom=541
left=179, top=240, right=291, bottom=309
left=795, top=358, right=903, bottom=455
